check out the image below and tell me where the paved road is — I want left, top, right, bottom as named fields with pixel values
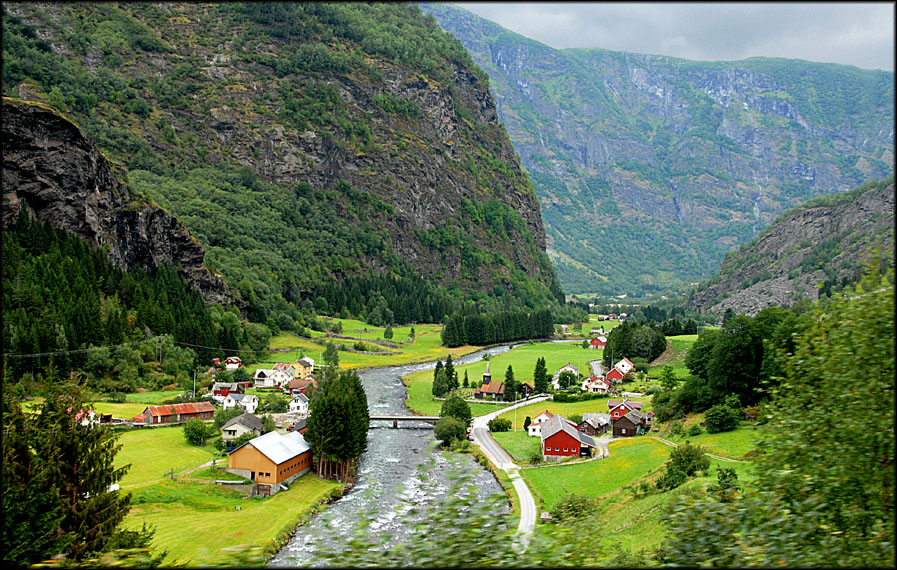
left=471, top=395, right=550, bottom=538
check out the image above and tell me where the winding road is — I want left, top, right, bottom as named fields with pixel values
left=470, top=395, right=550, bottom=539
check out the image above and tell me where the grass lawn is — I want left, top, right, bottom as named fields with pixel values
left=663, top=423, right=761, bottom=460
left=123, top=390, right=183, bottom=404
left=260, top=325, right=480, bottom=373
left=522, top=437, right=670, bottom=508
left=492, top=429, right=541, bottom=463
left=115, top=426, right=219, bottom=489
left=124, top=475, right=342, bottom=566
left=92, top=402, right=150, bottom=419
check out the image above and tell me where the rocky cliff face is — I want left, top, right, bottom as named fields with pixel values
left=2, top=97, right=230, bottom=305
left=1, top=2, right=561, bottom=312
left=687, top=179, right=894, bottom=316
left=422, top=3, right=895, bottom=296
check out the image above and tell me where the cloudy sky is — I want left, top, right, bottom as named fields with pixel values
left=454, top=2, right=895, bottom=72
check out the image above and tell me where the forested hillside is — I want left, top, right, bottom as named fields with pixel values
left=421, top=3, right=895, bottom=296
left=1, top=2, right=566, bottom=324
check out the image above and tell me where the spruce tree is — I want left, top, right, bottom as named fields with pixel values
left=533, top=357, right=548, bottom=395
left=444, top=354, right=457, bottom=392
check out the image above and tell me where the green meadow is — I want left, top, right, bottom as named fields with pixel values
left=113, top=424, right=342, bottom=566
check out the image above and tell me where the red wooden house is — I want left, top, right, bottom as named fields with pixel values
left=541, top=414, right=596, bottom=462
left=605, top=368, right=625, bottom=383
left=589, top=337, right=606, bottom=349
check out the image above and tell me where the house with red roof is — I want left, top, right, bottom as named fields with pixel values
left=608, top=398, right=643, bottom=420
left=589, top=337, right=607, bottom=349
left=132, top=401, right=215, bottom=425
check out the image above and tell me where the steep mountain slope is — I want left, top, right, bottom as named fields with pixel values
left=688, top=177, right=894, bottom=316
left=2, top=97, right=230, bottom=305
left=421, top=3, right=895, bottom=296
left=2, top=2, right=564, bottom=323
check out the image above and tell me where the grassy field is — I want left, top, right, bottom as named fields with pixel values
left=257, top=324, right=480, bottom=373
left=115, top=425, right=219, bottom=489
left=112, top=423, right=343, bottom=566
left=523, top=437, right=671, bottom=507
left=124, top=476, right=342, bottom=566
left=402, top=341, right=604, bottom=415
left=492, top=429, right=541, bottom=462
left=662, top=423, right=760, bottom=460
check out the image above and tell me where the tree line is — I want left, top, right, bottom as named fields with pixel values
left=440, top=308, right=554, bottom=347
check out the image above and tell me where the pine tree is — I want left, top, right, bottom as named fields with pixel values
left=504, top=365, right=518, bottom=402
left=444, top=354, right=457, bottom=392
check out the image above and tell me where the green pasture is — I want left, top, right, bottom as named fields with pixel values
left=523, top=437, right=670, bottom=507
left=124, top=476, right=342, bottom=566
left=662, top=423, right=760, bottom=460
left=92, top=402, right=150, bottom=419
left=261, top=325, right=480, bottom=372
left=492, top=429, right=541, bottom=462
left=115, top=425, right=219, bottom=489
left=647, top=334, right=699, bottom=378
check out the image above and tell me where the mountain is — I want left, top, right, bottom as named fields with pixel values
left=420, top=3, right=895, bottom=297
left=2, top=96, right=230, bottom=305
left=688, top=177, right=894, bottom=316
left=1, top=2, right=565, bottom=324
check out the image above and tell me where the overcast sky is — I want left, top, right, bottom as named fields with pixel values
left=454, top=2, right=895, bottom=72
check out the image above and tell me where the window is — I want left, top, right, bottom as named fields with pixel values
left=563, top=448, right=568, bottom=453
left=622, top=428, right=626, bottom=434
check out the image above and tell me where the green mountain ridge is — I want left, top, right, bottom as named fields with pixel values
left=1, top=2, right=565, bottom=324
left=421, top=2, right=895, bottom=296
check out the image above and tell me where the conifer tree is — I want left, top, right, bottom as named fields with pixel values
left=533, top=357, right=549, bottom=394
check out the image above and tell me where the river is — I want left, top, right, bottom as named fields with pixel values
left=268, top=345, right=514, bottom=566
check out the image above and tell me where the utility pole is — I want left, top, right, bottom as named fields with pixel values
left=193, top=368, right=196, bottom=400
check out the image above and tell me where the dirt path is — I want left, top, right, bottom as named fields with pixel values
left=649, top=339, right=679, bottom=367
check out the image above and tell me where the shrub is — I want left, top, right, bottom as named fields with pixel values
left=687, top=423, right=703, bottom=436
left=487, top=418, right=511, bottom=432
left=551, top=490, right=599, bottom=522
left=704, top=403, right=740, bottom=433
left=434, top=416, right=466, bottom=447
left=656, top=464, right=687, bottom=490
left=669, top=441, right=710, bottom=476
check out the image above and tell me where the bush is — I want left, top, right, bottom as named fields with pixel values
left=550, top=490, right=599, bottom=521
left=669, top=441, right=710, bottom=476
left=487, top=418, right=511, bottom=432
left=656, top=464, right=687, bottom=490
left=434, top=416, right=466, bottom=447
left=704, top=403, right=740, bottom=433
left=687, top=423, right=703, bottom=436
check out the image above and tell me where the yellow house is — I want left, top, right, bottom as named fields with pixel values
left=227, top=430, right=313, bottom=492
left=292, top=356, right=315, bottom=379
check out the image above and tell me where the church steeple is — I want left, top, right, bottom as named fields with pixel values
left=482, top=361, right=492, bottom=386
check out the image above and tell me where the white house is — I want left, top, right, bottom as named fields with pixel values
left=552, top=363, right=579, bottom=390
left=581, top=375, right=613, bottom=394
left=223, top=393, right=259, bottom=414
left=614, top=357, right=635, bottom=376
left=253, top=369, right=291, bottom=389
left=220, top=413, right=264, bottom=443
left=527, top=410, right=554, bottom=437
left=288, top=393, right=309, bottom=417
left=224, top=356, right=242, bottom=370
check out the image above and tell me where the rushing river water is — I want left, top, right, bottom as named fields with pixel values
left=268, top=345, right=514, bottom=567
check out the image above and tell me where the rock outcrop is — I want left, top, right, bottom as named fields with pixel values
left=2, top=97, right=230, bottom=305
left=687, top=179, right=894, bottom=316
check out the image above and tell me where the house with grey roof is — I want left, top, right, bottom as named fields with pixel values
left=221, top=413, right=265, bottom=444
left=541, top=414, right=596, bottom=462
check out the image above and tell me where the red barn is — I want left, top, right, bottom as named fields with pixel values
left=541, top=414, right=596, bottom=462
left=133, top=401, right=215, bottom=425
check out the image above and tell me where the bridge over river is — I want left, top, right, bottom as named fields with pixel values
left=368, top=414, right=440, bottom=427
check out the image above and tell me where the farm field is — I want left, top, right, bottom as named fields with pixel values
left=523, top=437, right=671, bottom=507
left=492, top=429, right=540, bottom=462
left=257, top=324, right=480, bottom=373
left=124, top=476, right=342, bottom=566
left=115, top=425, right=219, bottom=489
left=662, top=423, right=760, bottom=460
left=113, top=424, right=342, bottom=566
